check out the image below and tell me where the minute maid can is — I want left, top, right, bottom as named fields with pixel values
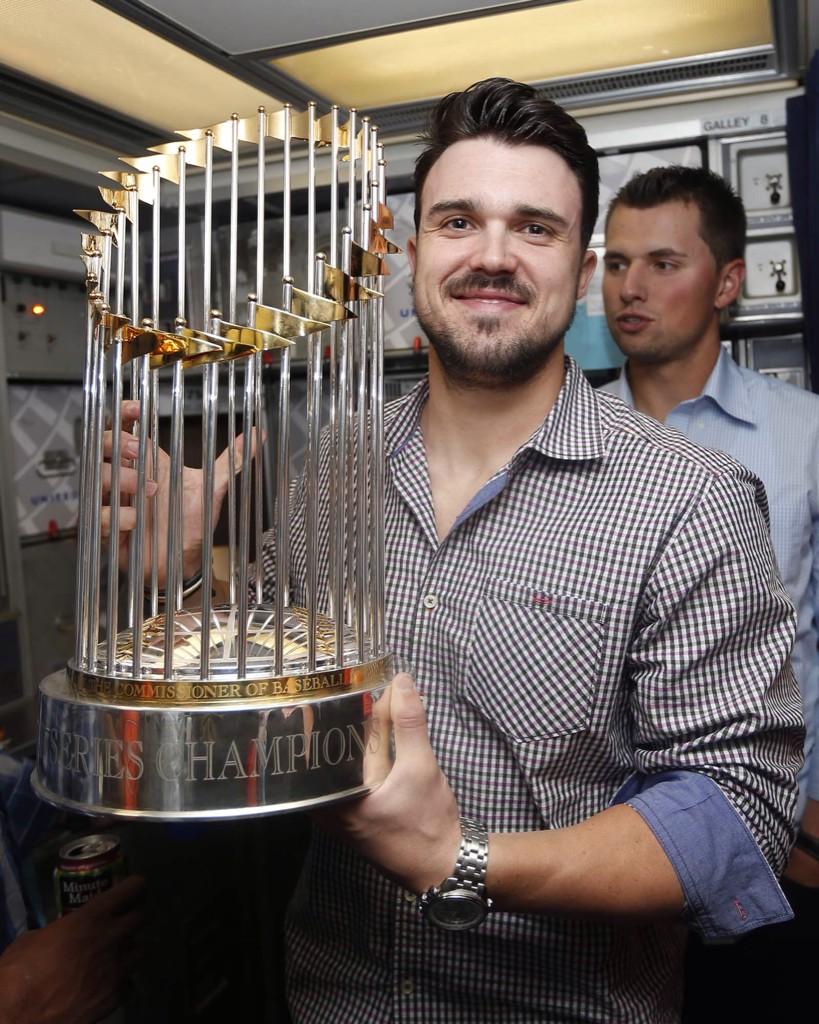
left=54, top=835, right=125, bottom=915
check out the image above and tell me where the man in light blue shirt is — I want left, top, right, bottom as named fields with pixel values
left=601, top=164, right=819, bottom=1019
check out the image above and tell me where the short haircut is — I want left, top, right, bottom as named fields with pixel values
left=607, top=165, right=746, bottom=267
left=414, top=77, right=599, bottom=249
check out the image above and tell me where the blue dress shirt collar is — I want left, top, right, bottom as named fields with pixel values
left=612, top=347, right=757, bottom=426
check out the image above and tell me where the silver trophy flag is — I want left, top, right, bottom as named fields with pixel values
left=32, top=101, right=397, bottom=819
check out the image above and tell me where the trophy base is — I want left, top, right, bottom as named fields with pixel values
left=33, top=659, right=392, bottom=820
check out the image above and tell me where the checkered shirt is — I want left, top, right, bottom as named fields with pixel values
left=257, top=357, right=803, bottom=1023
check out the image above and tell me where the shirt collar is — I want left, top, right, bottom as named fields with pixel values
left=525, top=356, right=606, bottom=461
left=698, top=347, right=756, bottom=425
left=385, top=377, right=429, bottom=457
left=386, top=357, right=605, bottom=463
left=608, top=367, right=634, bottom=405
left=614, top=348, right=756, bottom=426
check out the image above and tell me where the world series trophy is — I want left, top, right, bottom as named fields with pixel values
left=31, top=99, right=398, bottom=819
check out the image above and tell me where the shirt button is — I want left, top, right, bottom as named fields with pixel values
left=401, top=978, right=414, bottom=996
left=403, top=889, right=417, bottom=903
left=422, top=593, right=438, bottom=609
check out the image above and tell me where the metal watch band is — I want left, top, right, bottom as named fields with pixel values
left=417, top=816, right=492, bottom=929
left=150, top=568, right=204, bottom=605
left=456, top=815, right=490, bottom=895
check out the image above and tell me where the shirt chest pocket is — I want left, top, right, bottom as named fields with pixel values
left=463, top=579, right=609, bottom=742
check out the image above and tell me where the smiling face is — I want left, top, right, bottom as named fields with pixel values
left=602, top=200, right=743, bottom=366
left=409, top=137, right=596, bottom=389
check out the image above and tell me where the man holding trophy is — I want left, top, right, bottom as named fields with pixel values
left=102, top=79, right=802, bottom=1022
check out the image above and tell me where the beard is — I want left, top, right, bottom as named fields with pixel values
left=414, top=272, right=575, bottom=389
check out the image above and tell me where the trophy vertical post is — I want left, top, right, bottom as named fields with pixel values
left=148, top=166, right=161, bottom=622
left=227, top=114, right=240, bottom=606
left=274, top=107, right=294, bottom=678
left=105, top=204, right=127, bottom=671
left=252, top=109, right=266, bottom=610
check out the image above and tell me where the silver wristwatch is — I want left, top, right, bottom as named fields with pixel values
left=418, top=816, right=493, bottom=930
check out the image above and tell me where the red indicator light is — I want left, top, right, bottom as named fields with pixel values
left=31, top=303, right=46, bottom=317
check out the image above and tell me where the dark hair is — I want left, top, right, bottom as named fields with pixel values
left=414, top=77, right=599, bottom=248
left=607, top=165, right=746, bottom=267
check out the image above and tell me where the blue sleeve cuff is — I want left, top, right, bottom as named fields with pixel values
left=612, top=769, right=793, bottom=942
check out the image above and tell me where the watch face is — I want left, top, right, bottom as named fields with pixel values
left=426, top=890, right=489, bottom=931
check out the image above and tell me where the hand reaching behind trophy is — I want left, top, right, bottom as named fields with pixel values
left=100, top=399, right=250, bottom=588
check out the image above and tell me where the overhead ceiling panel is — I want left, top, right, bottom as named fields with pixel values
left=0, top=0, right=791, bottom=157
left=0, top=0, right=286, bottom=135
left=139, top=0, right=555, bottom=55
left=269, top=0, right=773, bottom=109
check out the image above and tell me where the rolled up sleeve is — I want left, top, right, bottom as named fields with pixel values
left=625, top=468, right=804, bottom=932
left=614, top=770, right=793, bottom=940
